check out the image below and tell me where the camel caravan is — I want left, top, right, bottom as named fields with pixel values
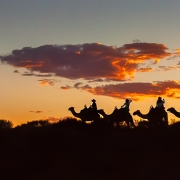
left=69, top=97, right=179, bottom=128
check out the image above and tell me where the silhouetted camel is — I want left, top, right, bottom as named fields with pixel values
left=68, top=107, right=100, bottom=122
left=98, top=107, right=135, bottom=128
left=167, top=107, right=180, bottom=118
left=133, top=106, right=168, bottom=127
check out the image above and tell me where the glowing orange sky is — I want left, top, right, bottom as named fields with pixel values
left=1, top=1, right=180, bottom=125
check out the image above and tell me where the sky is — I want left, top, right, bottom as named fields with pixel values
left=0, top=0, right=180, bottom=126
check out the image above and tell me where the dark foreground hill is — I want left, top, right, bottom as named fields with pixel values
left=1, top=119, right=180, bottom=180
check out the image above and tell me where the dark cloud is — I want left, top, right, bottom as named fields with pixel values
left=87, top=78, right=115, bottom=83
left=61, top=85, right=71, bottom=90
left=29, top=111, right=43, bottom=113
left=14, top=70, right=19, bottom=73
left=80, top=81, right=180, bottom=100
left=159, top=66, right=180, bottom=71
left=0, top=42, right=173, bottom=81
left=35, top=111, right=43, bottom=113
left=74, top=82, right=83, bottom=88
left=166, top=49, right=180, bottom=60
left=22, top=72, right=34, bottom=76
left=121, top=42, right=170, bottom=57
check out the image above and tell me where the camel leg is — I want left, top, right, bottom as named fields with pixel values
left=126, top=121, right=130, bottom=128
left=148, top=121, right=152, bottom=128
left=110, top=120, right=114, bottom=128
left=129, top=116, right=135, bottom=128
left=116, top=120, right=120, bottom=128
left=81, top=119, right=86, bottom=123
left=127, top=114, right=135, bottom=128
left=164, top=112, right=168, bottom=126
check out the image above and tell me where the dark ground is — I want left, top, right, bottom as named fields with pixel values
left=1, top=120, right=180, bottom=180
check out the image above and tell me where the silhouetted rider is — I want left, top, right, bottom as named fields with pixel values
left=155, top=96, right=168, bottom=126
left=121, top=99, right=132, bottom=111
left=91, top=99, right=97, bottom=111
left=156, top=97, right=165, bottom=109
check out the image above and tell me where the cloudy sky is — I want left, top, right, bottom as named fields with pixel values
left=0, top=0, right=180, bottom=125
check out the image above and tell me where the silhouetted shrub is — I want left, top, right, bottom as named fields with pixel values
left=27, top=120, right=49, bottom=127
left=52, top=117, right=85, bottom=128
left=90, top=118, right=113, bottom=129
left=168, top=121, right=180, bottom=132
left=0, top=119, right=13, bottom=129
left=2, top=117, right=180, bottom=179
left=138, top=120, right=149, bottom=128
left=16, top=120, right=49, bottom=129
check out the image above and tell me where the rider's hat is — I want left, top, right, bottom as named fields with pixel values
left=91, top=99, right=96, bottom=102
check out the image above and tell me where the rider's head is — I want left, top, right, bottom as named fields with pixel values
left=158, top=96, right=162, bottom=100
left=125, top=99, right=129, bottom=102
left=92, top=99, right=96, bottom=102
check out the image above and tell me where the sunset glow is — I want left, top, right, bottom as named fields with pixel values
left=0, top=1, right=180, bottom=126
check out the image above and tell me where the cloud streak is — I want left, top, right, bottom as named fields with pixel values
left=0, top=42, right=172, bottom=81
left=39, top=79, right=55, bottom=86
left=78, top=80, right=180, bottom=100
left=158, top=66, right=180, bottom=71
left=29, top=111, right=43, bottom=113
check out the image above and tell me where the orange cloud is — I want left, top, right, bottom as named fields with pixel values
left=153, top=59, right=160, bottom=64
left=39, top=79, right=55, bottom=86
left=136, top=67, right=152, bottom=72
left=0, top=42, right=173, bottom=82
left=80, top=80, right=180, bottom=100
left=24, top=62, right=44, bottom=68
left=176, top=49, right=180, bottom=53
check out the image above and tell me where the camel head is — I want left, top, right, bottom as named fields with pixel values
left=133, top=110, right=140, bottom=116
left=68, top=107, right=75, bottom=111
left=167, top=107, right=175, bottom=113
